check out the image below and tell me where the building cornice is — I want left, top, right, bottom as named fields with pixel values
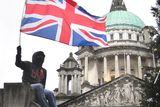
left=94, top=46, right=152, bottom=58
left=75, top=46, right=94, bottom=55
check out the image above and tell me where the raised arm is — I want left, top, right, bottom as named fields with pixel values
left=15, top=46, right=26, bottom=69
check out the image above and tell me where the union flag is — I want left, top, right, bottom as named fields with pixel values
left=20, top=0, right=108, bottom=46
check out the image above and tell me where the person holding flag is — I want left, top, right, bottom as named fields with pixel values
left=17, top=0, right=108, bottom=106
left=15, top=46, right=57, bottom=107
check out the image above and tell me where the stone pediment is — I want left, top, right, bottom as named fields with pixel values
left=58, top=74, right=145, bottom=107
left=75, top=47, right=94, bottom=58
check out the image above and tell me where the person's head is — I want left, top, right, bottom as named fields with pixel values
left=32, top=51, right=45, bottom=67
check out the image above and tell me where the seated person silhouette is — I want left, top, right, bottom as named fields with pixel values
left=15, top=46, right=57, bottom=107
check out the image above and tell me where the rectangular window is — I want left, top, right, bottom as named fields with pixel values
left=111, top=75, right=115, bottom=80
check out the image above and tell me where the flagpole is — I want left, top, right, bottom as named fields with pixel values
left=19, top=0, right=27, bottom=46
left=19, top=33, right=22, bottom=46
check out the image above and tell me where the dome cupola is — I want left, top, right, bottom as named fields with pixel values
left=63, top=52, right=78, bottom=68
left=106, top=0, right=145, bottom=30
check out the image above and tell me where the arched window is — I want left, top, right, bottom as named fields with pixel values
left=128, top=34, right=132, bottom=39
left=110, top=34, right=114, bottom=40
left=119, top=33, right=123, bottom=40
left=137, top=35, right=139, bottom=41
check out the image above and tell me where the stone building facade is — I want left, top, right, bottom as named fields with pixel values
left=56, top=53, right=82, bottom=105
left=75, top=0, right=153, bottom=93
left=56, top=0, right=155, bottom=106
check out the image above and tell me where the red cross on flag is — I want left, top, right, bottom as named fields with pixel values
left=20, top=0, right=108, bottom=46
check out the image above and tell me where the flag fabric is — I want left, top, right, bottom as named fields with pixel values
left=20, top=0, right=108, bottom=46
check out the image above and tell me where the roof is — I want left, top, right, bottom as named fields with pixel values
left=63, top=52, right=77, bottom=64
left=106, top=0, right=145, bottom=30
left=106, top=10, right=145, bottom=29
left=57, top=52, right=81, bottom=72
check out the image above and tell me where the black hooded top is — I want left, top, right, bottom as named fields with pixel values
left=15, top=49, right=47, bottom=87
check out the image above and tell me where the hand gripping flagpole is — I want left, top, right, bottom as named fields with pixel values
left=19, top=0, right=27, bottom=46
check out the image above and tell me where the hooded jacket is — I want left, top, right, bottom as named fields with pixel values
left=15, top=49, right=47, bottom=87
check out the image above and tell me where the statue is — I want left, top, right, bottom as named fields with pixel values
left=121, top=80, right=134, bottom=104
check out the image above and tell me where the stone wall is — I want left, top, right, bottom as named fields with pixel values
left=0, top=83, right=40, bottom=107
left=0, top=89, right=3, bottom=107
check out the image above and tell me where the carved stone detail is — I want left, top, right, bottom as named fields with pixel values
left=63, top=75, right=144, bottom=107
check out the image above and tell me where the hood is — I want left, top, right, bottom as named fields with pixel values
left=32, top=51, right=45, bottom=67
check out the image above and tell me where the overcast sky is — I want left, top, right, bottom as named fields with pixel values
left=0, top=0, right=157, bottom=90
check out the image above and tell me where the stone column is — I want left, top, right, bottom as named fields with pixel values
left=64, top=75, right=68, bottom=94
left=76, top=75, right=79, bottom=93
left=138, top=56, right=142, bottom=79
left=77, top=75, right=81, bottom=94
left=115, top=54, right=120, bottom=78
left=58, top=75, right=61, bottom=93
left=73, top=75, right=76, bottom=93
left=104, top=56, right=110, bottom=82
left=124, top=53, right=127, bottom=74
left=103, top=56, right=107, bottom=81
left=74, top=75, right=77, bottom=93
left=126, top=54, right=131, bottom=74
left=71, top=75, right=74, bottom=93
left=84, top=56, right=88, bottom=81
left=79, top=59, right=84, bottom=84
left=61, top=75, right=64, bottom=93
left=93, top=58, right=98, bottom=85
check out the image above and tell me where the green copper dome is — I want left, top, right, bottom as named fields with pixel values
left=106, top=10, right=145, bottom=29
